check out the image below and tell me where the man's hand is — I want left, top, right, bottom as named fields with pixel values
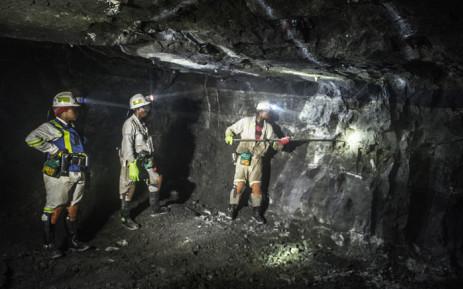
left=225, top=132, right=234, bottom=145
left=277, top=136, right=291, bottom=145
left=128, top=161, right=140, bottom=182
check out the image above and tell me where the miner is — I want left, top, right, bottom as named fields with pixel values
left=25, top=91, right=90, bottom=259
left=225, top=101, right=290, bottom=224
left=119, top=93, right=167, bottom=230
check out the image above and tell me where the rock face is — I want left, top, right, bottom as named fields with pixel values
left=1, top=0, right=463, bottom=272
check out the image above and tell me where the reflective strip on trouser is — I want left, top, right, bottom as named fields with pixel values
left=43, top=172, right=85, bottom=210
left=229, top=185, right=263, bottom=207
left=229, top=185, right=241, bottom=205
left=119, top=162, right=160, bottom=201
left=250, top=193, right=262, bottom=207
left=233, top=157, right=263, bottom=186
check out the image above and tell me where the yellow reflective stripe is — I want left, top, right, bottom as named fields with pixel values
left=27, top=138, right=44, bottom=146
left=30, top=141, right=45, bottom=147
left=50, top=120, right=63, bottom=129
left=63, top=129, right=73, bottom=153
left=43, top=207, right=54, bottom=213
left=50, top=120, right=72, bottom=153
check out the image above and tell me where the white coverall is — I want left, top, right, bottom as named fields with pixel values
left=119, top=114, right=160, bottom=201
left=225, top=116, right=281, bottom=206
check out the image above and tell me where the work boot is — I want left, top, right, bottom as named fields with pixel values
left=65, top=218, right=90, bottom=252
left=42, top=213, right=63, bottom=259
left=150, top=206, right=169, bottom=217
left=120, top=200, right=140, bottom=230
left=252, top=207, right=266, bottom=224
left=149, top=191, right=169, bottom=217
left=227, top=204, right=239, bottom=220
left=44, top=243, right=64, bottom=259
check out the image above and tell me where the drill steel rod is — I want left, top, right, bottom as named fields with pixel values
left=233, top=138, right=345, bottom=143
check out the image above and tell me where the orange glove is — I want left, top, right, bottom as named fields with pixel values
left=277, top=136, right=290, bottom=145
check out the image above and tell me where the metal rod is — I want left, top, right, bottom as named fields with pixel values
left=233, top=138, right=345, bottom=143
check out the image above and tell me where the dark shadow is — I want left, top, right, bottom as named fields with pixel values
left=158, top=97, right=201, bottom=204
left=444, top=162, right=463, bottom=273
left=79, top=173, right=121, bottom=241
left=74, top=103, right=121, bottom=241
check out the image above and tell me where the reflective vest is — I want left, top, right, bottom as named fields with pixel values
left=49, top=119, right=85, bottom=172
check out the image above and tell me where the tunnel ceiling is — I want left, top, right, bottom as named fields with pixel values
left=1, top=0, right=462, bottom=81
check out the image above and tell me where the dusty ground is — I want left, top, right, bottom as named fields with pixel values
left=1, top=200, right=462, bottom=289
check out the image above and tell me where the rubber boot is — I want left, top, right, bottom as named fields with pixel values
left=227, top=204, right=239, bottom=220
left=149, top=191, right=168, bottom=217
left=42, top=213, right=63, bottom=259
left=65, top=217, right=90, bottom=252
left=252, top=207, right=266, bottom=224
left=120, top=200, right=140, bottom=230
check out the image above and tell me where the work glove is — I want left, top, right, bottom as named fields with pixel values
left=277, top=136, right=291, bottom=145
left=225, top=132, right=234, bottom=145
left=128, top=161, right=140, bottom=182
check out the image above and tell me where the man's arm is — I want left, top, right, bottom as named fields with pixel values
left=225, top=118, right=245, bottom=145
left=121, top=121, right=136, bottom=162
left=25, top=123, right=61, bottom=155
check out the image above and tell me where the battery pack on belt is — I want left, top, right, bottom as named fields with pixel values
left=60, top=153, right=88, bottom=176
left=240, top=152, right=252, bottom=166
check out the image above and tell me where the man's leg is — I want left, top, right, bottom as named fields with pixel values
left=41, top=206, right=64, bottom=259
left=148, top=170, right=168, bottom=216
left=119, top=164, right=140, bottom=230
left=228, top=162, right=248, bottom=220
left=43, top=174, right=68, bottom=259
left=66, top=173, right=90, bottom=251
left=228, top=181, right=245, bottom=220
left=249, top=159, right=265, bottom=224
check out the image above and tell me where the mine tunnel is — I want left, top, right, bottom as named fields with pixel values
left=1, top=0, right=463, bottom=288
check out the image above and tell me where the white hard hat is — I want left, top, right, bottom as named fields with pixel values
left=129, top=93, right=151, bottom=110
left=52, top=91, right=80, bottom=107
left=256, top=101, right=272, bottom=111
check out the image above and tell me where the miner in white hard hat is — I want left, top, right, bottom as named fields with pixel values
left=224, top=101, right=290, bottom=224
left=119, top=93, right=167, bottom=230
left=25, top=91, right=90, bottom=259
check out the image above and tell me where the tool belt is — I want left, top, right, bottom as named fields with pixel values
left=136, top=151, right=156, bottom=180
left=239, top=152, right=252, bottom=166
left=43, top=153, right=88, bottom=178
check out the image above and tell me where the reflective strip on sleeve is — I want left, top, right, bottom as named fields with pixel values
left=26, top=138, right=44, bottom=146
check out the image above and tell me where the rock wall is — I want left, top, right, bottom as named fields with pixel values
left=1, top=37, right=463, bottom=268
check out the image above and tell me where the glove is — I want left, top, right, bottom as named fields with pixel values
left=128, top=161, right=140, bottom=182
left=225, top=132, right=234, bottom=145
left=277, top=136, right=291, bottom=145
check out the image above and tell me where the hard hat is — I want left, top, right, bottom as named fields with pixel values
left=129, top=93, right=151, bottom=110
left=256, top=101, right=272, bottom=111
left=52, top=91, right=80, bottom=107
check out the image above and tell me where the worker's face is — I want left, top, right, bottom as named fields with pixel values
left=137, top=105, right=151, bottom=119
left=61, top=107, right=79, bottom=122
left=259, top=110, right=271, bottom=120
